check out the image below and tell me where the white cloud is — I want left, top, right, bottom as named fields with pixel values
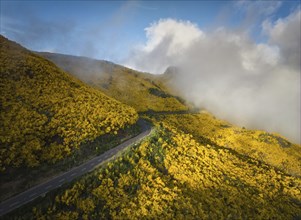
left=232, top=0, right=282, bottom=32
left=235, top=0, right=282, bottom=17
left=125, top=11, right=300, bottom=143
left=262, top=9, right=301, bottom=70
left=126, top=19, right=204, bottom=73
left=143, top=19, right=204, bottom=55
left=241, top=43, right=280, bottom=72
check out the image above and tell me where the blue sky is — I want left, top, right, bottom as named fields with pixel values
left=1, top=0, right=300, bottom=62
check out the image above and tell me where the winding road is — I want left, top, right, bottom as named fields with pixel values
left=0, top=119, right=152, bottom=217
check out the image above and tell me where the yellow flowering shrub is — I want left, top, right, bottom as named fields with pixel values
left=156, top=112, right=301, bottom=176
left=13, top=122, right=300, bottom=220
left=0, top=36, right=138, bottom=171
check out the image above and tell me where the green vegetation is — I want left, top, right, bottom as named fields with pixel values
left=5, top=120, right=301, bottom=219
left=2, top=37, right=300, bottom=219
left=38, top=52, right=188, bottom=112
left=0, top=123, right=141, bottom=202
left=0, top=35, right=138, bottom=171
left=153, top=112, right=301, bottom=177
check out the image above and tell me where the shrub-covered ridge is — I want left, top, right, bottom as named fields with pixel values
left=155, top=112, right=301, bottom=176
left=0, top=35, right=138, bottom=171
left=38, top=52, right=188, bottom=112
left=7, top=121, right=300, bottom=219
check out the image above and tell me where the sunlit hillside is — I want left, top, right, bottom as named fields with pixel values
left=6, top=119, right=301, bottom=219
left=0, top=35, right=138, bottom=171
left=1, top=35, right=301, bottom=220
left=38, top=52, right=188, bottom=112
left=151, top=112, right=301, bottom=177
left=1, top=0, right=301, bottom=219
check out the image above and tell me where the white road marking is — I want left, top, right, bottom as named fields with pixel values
left=29, top=193, right=37, bottom=198
left=9, top=201, right=19, bottom=207
left=45, top=185, right=52, bottom=190
left=28, top=198, right=35, bottom=203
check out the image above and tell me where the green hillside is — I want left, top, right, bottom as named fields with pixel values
left=0, top=35, right=138, bottom=171
left=154, top=112, right=301, bottom=177
left=6, top=116, right=301, bottom=219
left=2, top=37, right=301, bottom=219
left=38, top=52, right=188, bottom=112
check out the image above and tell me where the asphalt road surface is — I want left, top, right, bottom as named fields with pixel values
left=0, top=119, right=151, bottom=217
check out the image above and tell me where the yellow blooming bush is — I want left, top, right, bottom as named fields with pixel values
left=12, top=122, right=300, bottom=220
left=39, top=52, right=188, bottom=113
left=0, top=36, right=138, bottom=170
left=156, top=112, right=301, bottom=176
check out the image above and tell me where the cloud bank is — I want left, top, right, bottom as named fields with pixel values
left=125, top=10, right=300, bottom=143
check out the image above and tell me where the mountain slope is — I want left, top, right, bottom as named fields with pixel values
left=153, top=112, right=301, bottom=176
left=38, top=52, right=188, bottom=112
left=37, top=52, right=301, bottom=176
left=2, top=38, right=301, bottom=219
left=6, top=119, right=301, bottom=219
left=0, top=36, right=138, bottom=171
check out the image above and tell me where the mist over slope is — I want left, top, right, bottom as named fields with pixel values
left=38, top=52, right=187, bottom=112
left=125, top=10, right=301, bottom=143
left=0, top=35, right=138, bottom=171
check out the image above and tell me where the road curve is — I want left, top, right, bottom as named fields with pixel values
left=0, top=119, right=152, bottom=217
